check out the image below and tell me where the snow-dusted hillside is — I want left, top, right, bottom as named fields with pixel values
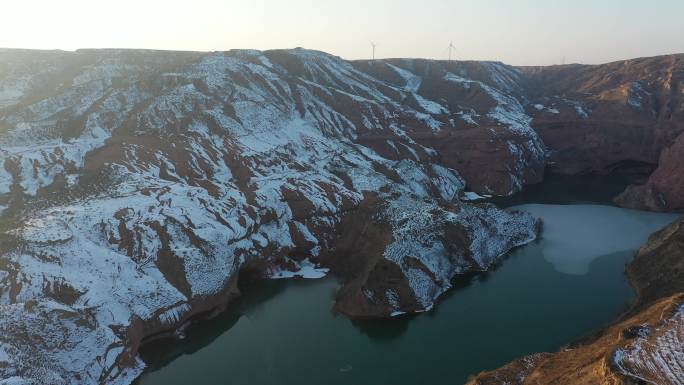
left=0, top=48, right=548, bottom=384
left=614, top=303, right=684, bottom=385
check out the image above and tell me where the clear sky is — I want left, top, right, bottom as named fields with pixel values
left=2, top=0, right=683, bottom=66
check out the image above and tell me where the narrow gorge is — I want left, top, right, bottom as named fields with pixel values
left=0, top=48, right=682, bottom=384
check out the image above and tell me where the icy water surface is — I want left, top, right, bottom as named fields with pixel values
left=514, top=204, right=677, bottom=275
left=138, top=178, right=679, bottom=385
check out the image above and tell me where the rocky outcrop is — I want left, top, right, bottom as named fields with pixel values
left=627, top=218, right=684, bottom=309
left=327, top=194, right=539, bottom=318
left=468, top=217, right=684, bottom=385
left=616, top=131, right=684, bottom=212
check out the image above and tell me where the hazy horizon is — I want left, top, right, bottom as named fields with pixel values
left=2, top=0, right=684, bottom=66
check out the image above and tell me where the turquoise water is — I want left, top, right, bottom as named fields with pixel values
left=138, top=182, right=678, bottom=385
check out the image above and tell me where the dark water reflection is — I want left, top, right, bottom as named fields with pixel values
left=138, top=177, right=678, bottom=385
left=489, top=174, right=637, bottom=207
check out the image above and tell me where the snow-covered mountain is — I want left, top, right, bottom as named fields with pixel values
left=0, top=48, right=543, bottom=384
left=1, top=48, right=683, bottom=384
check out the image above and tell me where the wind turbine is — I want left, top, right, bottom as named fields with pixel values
left=448, top=41, right=456, bottom=61
left=370, top=41, right=377, bottom=62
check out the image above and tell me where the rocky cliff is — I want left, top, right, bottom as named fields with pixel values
left=616, top=131, right=684, bottom=211
left=518, top=54, right=684, bottom=211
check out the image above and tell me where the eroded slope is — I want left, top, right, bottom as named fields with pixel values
left=0, top=49, right=541, bottom=384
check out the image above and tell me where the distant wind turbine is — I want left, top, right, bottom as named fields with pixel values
left=370, top=41, right=377, bottom=61
left=448, top=41, right=456, bottom=61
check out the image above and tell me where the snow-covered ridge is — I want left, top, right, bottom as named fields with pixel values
left=613, top=304, right=684, bottom=385
left=0, top=48, right=543, bottom=384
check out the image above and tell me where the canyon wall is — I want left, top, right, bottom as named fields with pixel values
left=0, top=49, right=682, bottom=384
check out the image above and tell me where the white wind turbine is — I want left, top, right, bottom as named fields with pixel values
left=448, top=41, right=456, bottom=61
left=370, top=41, right=377, bottom=61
